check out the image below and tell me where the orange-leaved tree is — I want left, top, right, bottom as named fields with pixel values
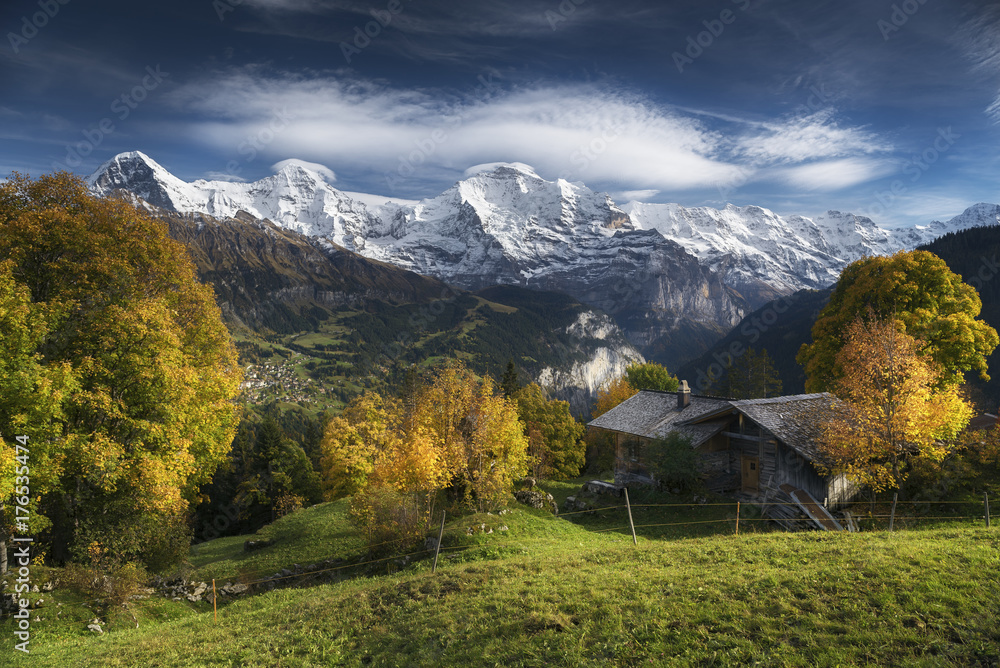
left=818, top=315, right=973, bottom=492
left=321, top=361, right=528, bottom=551
left=591, top=376, right=637, bottom=419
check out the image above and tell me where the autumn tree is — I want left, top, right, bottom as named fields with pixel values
left=320, top=361, right=528, bottom=550
left=320, top=391, right=400, bottom=501
left=798, top=250, right=998, bottom=392
left=0, top=172, right=242, bottom=566
left=591, top=376, right=637, bottom=419
left=514, top=383, right=586, bottom=479
left=624, top=362, right=679, bottom=393
left=818, top=315, right=973, bottom=492
left=723, top=347, right=782, bottom=399
left=0, top=262, right=76, bottom=572
left=407, top=363, right=527, bottom=512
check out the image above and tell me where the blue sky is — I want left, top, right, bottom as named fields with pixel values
left=2, top=0, right=1000, bottom=226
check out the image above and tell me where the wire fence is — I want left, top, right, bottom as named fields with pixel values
left=200, top=490, right=995, bottom=593
left=20, top=491, right=994, bottom=620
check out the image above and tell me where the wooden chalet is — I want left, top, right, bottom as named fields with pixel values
left=587, top=381, right=859, bottom=516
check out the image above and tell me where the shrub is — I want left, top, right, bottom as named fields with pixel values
left=349, top=485, right=427, bottom=556
left=62, top=542, right=148, bottom=616
left=645, top=433, right=701, bottom=493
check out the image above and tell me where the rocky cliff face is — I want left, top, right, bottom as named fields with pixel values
left=536, top=311, right=644, bottom=414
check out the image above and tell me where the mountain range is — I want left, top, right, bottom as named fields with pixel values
left=87, top=151, right=1000, bottom=374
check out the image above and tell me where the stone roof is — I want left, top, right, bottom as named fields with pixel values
left=587, top=390, right=731, bottom=447
left=727, top=393, right=838, bottom=461
left=589, top=389, right=840, bottom=461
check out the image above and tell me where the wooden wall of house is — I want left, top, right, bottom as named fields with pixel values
left=612, top=432, right=654, bottom=486
left=729, top=433, right=778, bottom=489
left=825, top=473, right=859, bottom=509
left=694, top=433, right=732, bottom=476
left=773, top=441, right=827, bottom=502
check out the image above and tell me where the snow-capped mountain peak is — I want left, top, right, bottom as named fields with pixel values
left=87, top=151, right=205, bottom=212
left=85, top=150, right=1000, bottom=313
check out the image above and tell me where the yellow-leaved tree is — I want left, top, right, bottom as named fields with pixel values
left=0, top=172, right=242, bottom=568
left=818, top=315, right=973, bottom=491
left=319, top=392, right=399, bottom=500
left=320, top=361, right=528, bottom=552
left=591, top=376, right=637, bottom=419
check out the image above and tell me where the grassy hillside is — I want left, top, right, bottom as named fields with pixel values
left=9, top=484, right=1000, bottom=667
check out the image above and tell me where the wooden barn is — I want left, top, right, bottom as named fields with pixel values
left=587, top=382, right=859, bottom=513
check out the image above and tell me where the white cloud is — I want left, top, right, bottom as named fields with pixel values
left=737, top=110, right=891, bottom=164
left=164, top=68, right=893, bottom=196
left=614, top=189, right=660, bottom=202
left=271, top=158, right=338, bottom=182
left=775, top=157, right=894, bottom=191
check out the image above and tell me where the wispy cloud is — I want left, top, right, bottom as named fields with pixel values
left=955, top=5, right=1000, bottom=123
left=776, top=157, right=895, bottom=191
left=736, top=110, right=891, bottom=164
left=162, top=66, right=894, bottom=196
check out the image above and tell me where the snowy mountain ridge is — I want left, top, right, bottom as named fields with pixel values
left=87, top=151, right=997, bottom=299
left=85, top=151, right=1000, bottom=369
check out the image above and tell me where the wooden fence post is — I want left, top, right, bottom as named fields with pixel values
left=889, top=492, right=898, bottom=532
left=432, top=510, right=446, bottom=573
left=624, top=488, right=637, bottom=546
left=736, top=501, right=740, bottom=536
left=212, top=579, right=217, bottom=623
left=985, top=492, right=991, bottom=528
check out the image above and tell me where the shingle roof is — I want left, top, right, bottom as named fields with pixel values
left=727, top=393, right=838, bottom=461
left=587, top=390, right=731, bottom=447
left=588, top=390, right=841, bottom=461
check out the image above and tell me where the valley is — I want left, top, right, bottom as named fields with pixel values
left=88, top=151, right=1000, bottom=412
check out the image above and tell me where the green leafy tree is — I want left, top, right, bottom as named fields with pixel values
left=0, top=172, right=243, bottom=566
left=243, top=416, right=321, bottom=521
left=798, top=250, right=998, bottom=392
left=624, top=362, right=680, bottom=392
left=723, top=347, right=783, bottom=399
left=514, top=383, right=586, bottom=479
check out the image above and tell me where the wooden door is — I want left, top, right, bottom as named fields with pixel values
left=742, top=456, right=759, bottom=492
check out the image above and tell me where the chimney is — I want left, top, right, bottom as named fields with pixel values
left=677, top=380, right=690, bottom=410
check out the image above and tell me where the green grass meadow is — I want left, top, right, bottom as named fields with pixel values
left=5, top=480, right=1000, bottom=667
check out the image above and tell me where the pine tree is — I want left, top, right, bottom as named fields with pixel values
left=724, top=348, right=783, bottom=399
left=500, top=360, right=520, bottom=399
